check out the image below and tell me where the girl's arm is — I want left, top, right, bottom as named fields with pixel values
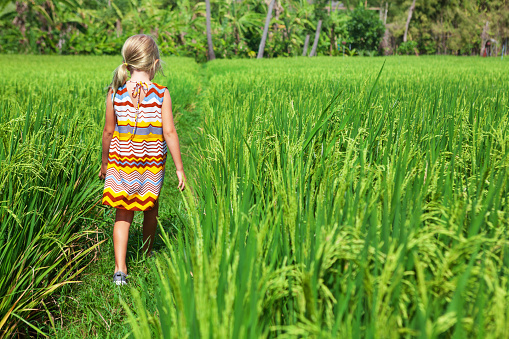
left=99, top=89, right=116, bottom=180
left=161, top=88, right=186, bottom=191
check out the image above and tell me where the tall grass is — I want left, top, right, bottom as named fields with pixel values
left=126, top=56, right=509, bottom=338
left=0, top=56, right=117, bottom=337
left=0, top=55, right=200, bottom=337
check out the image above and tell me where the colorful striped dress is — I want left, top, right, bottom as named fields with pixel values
left=102, top=82, right=167, bottom=211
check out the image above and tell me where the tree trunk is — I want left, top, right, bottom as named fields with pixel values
left=13, top=1, right=28, bottom=38
left=273, top=0, right=282, bottom=32
left=302, top=34, right=310, bottom=56
left=309, top=20, right=322, bottom=57
left=257, top=0, right=275, bottom=59
left=384, top=2, right=388, bottom=25
left=480, top=21, right=489, bottom=57
left=234, top=26, right=240, bottom=55
left=116, top=19, right=122, bottom=38
left=403, top=0, right=416, bottom=42
left=330, top=24, right=335, bottom=55
left=381, top=27, right=391, bottom=55
left=205, top=0, right=215, bottom=60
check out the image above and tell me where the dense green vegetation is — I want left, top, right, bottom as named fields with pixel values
left=127, top=56, right=509, bottom=337
left=1, top=0, right=508, bottom=59
left=0, top=55, right=200, bottom=337
left=1, top=55, right=509, bottom=337
left=0, top=56, right=111, bottom=337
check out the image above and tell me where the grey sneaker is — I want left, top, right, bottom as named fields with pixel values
left=113, top=271, right=128, bottom=286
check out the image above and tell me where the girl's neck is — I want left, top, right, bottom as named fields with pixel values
left=129, top=70, right=152, bottom=84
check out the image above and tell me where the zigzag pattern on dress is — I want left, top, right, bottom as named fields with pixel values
left=108, top=158, right=165, bottom=167
left=103, top=82, right=168, bottom=211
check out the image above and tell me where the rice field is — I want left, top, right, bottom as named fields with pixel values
left=128, top=56, right=509, bottom=338
left=1, top=55, right=509, bottom=338
left=0, top=55, right=199, bottom=337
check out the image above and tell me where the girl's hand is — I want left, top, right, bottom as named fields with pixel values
left=176, top=170, right=186, bottom=191
left=98, top=165, right=107, bottom=180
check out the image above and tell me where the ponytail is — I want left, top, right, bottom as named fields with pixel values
left=111, top=34, right=162, bottom=92
left=111, top=62, right=129, bottom=93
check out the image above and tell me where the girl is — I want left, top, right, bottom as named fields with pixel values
left=99, top=34, right=186, bottom=286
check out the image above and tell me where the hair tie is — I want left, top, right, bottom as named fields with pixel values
left=123, top=62, right=128, bottom=67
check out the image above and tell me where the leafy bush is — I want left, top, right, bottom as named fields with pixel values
left=419, top=38, right=437, bottom=55
left=346, top=5, right=384, bottom=52
left=358, top=49, right=377, bottom=57
left=397, top=41, right=418, bottom=55
left=344, top=46, right=357, bottom=56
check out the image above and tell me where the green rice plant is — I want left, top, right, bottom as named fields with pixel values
left=0, top=55, right=201, bottom=337
left=0, top=56, right=112, bottom=336
left=126, top=56, right=509, bottom=338
left=0, top=94, right=103, bottom=337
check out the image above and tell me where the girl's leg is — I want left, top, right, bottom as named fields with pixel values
left=142, top=200, right=159, bottom=255
left=113, top=208, right=134, bottom=274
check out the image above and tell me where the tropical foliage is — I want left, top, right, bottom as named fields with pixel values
left=347, top=5, right=384, bottom=51
left=383, top=0, right=509, bottom=55
left=1, top=0, right=508, bottom=58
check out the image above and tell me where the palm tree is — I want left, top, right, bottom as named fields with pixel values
left=403, top=0, right=416, bottom=42
left=309, top=19, right=322, bottom=57
left=205, top=0, right=215, bottom=60
left=225, top=4, right=263, bottom=56
left=257, top=0, right=275, bottom=58
left=302, top=34, right=310, bottom=55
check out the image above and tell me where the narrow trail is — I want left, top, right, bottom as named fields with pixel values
left=174, top=62, right=211, bottom=174
left=52, top=62, right=212, bottom=338
left=157, top=62, right=210, bottom=221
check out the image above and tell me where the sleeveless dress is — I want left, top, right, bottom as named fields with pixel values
left=102, top=82, right=167, bottom=211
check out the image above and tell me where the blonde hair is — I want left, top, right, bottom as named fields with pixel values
left=110, top=34, right=163, bottom=93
